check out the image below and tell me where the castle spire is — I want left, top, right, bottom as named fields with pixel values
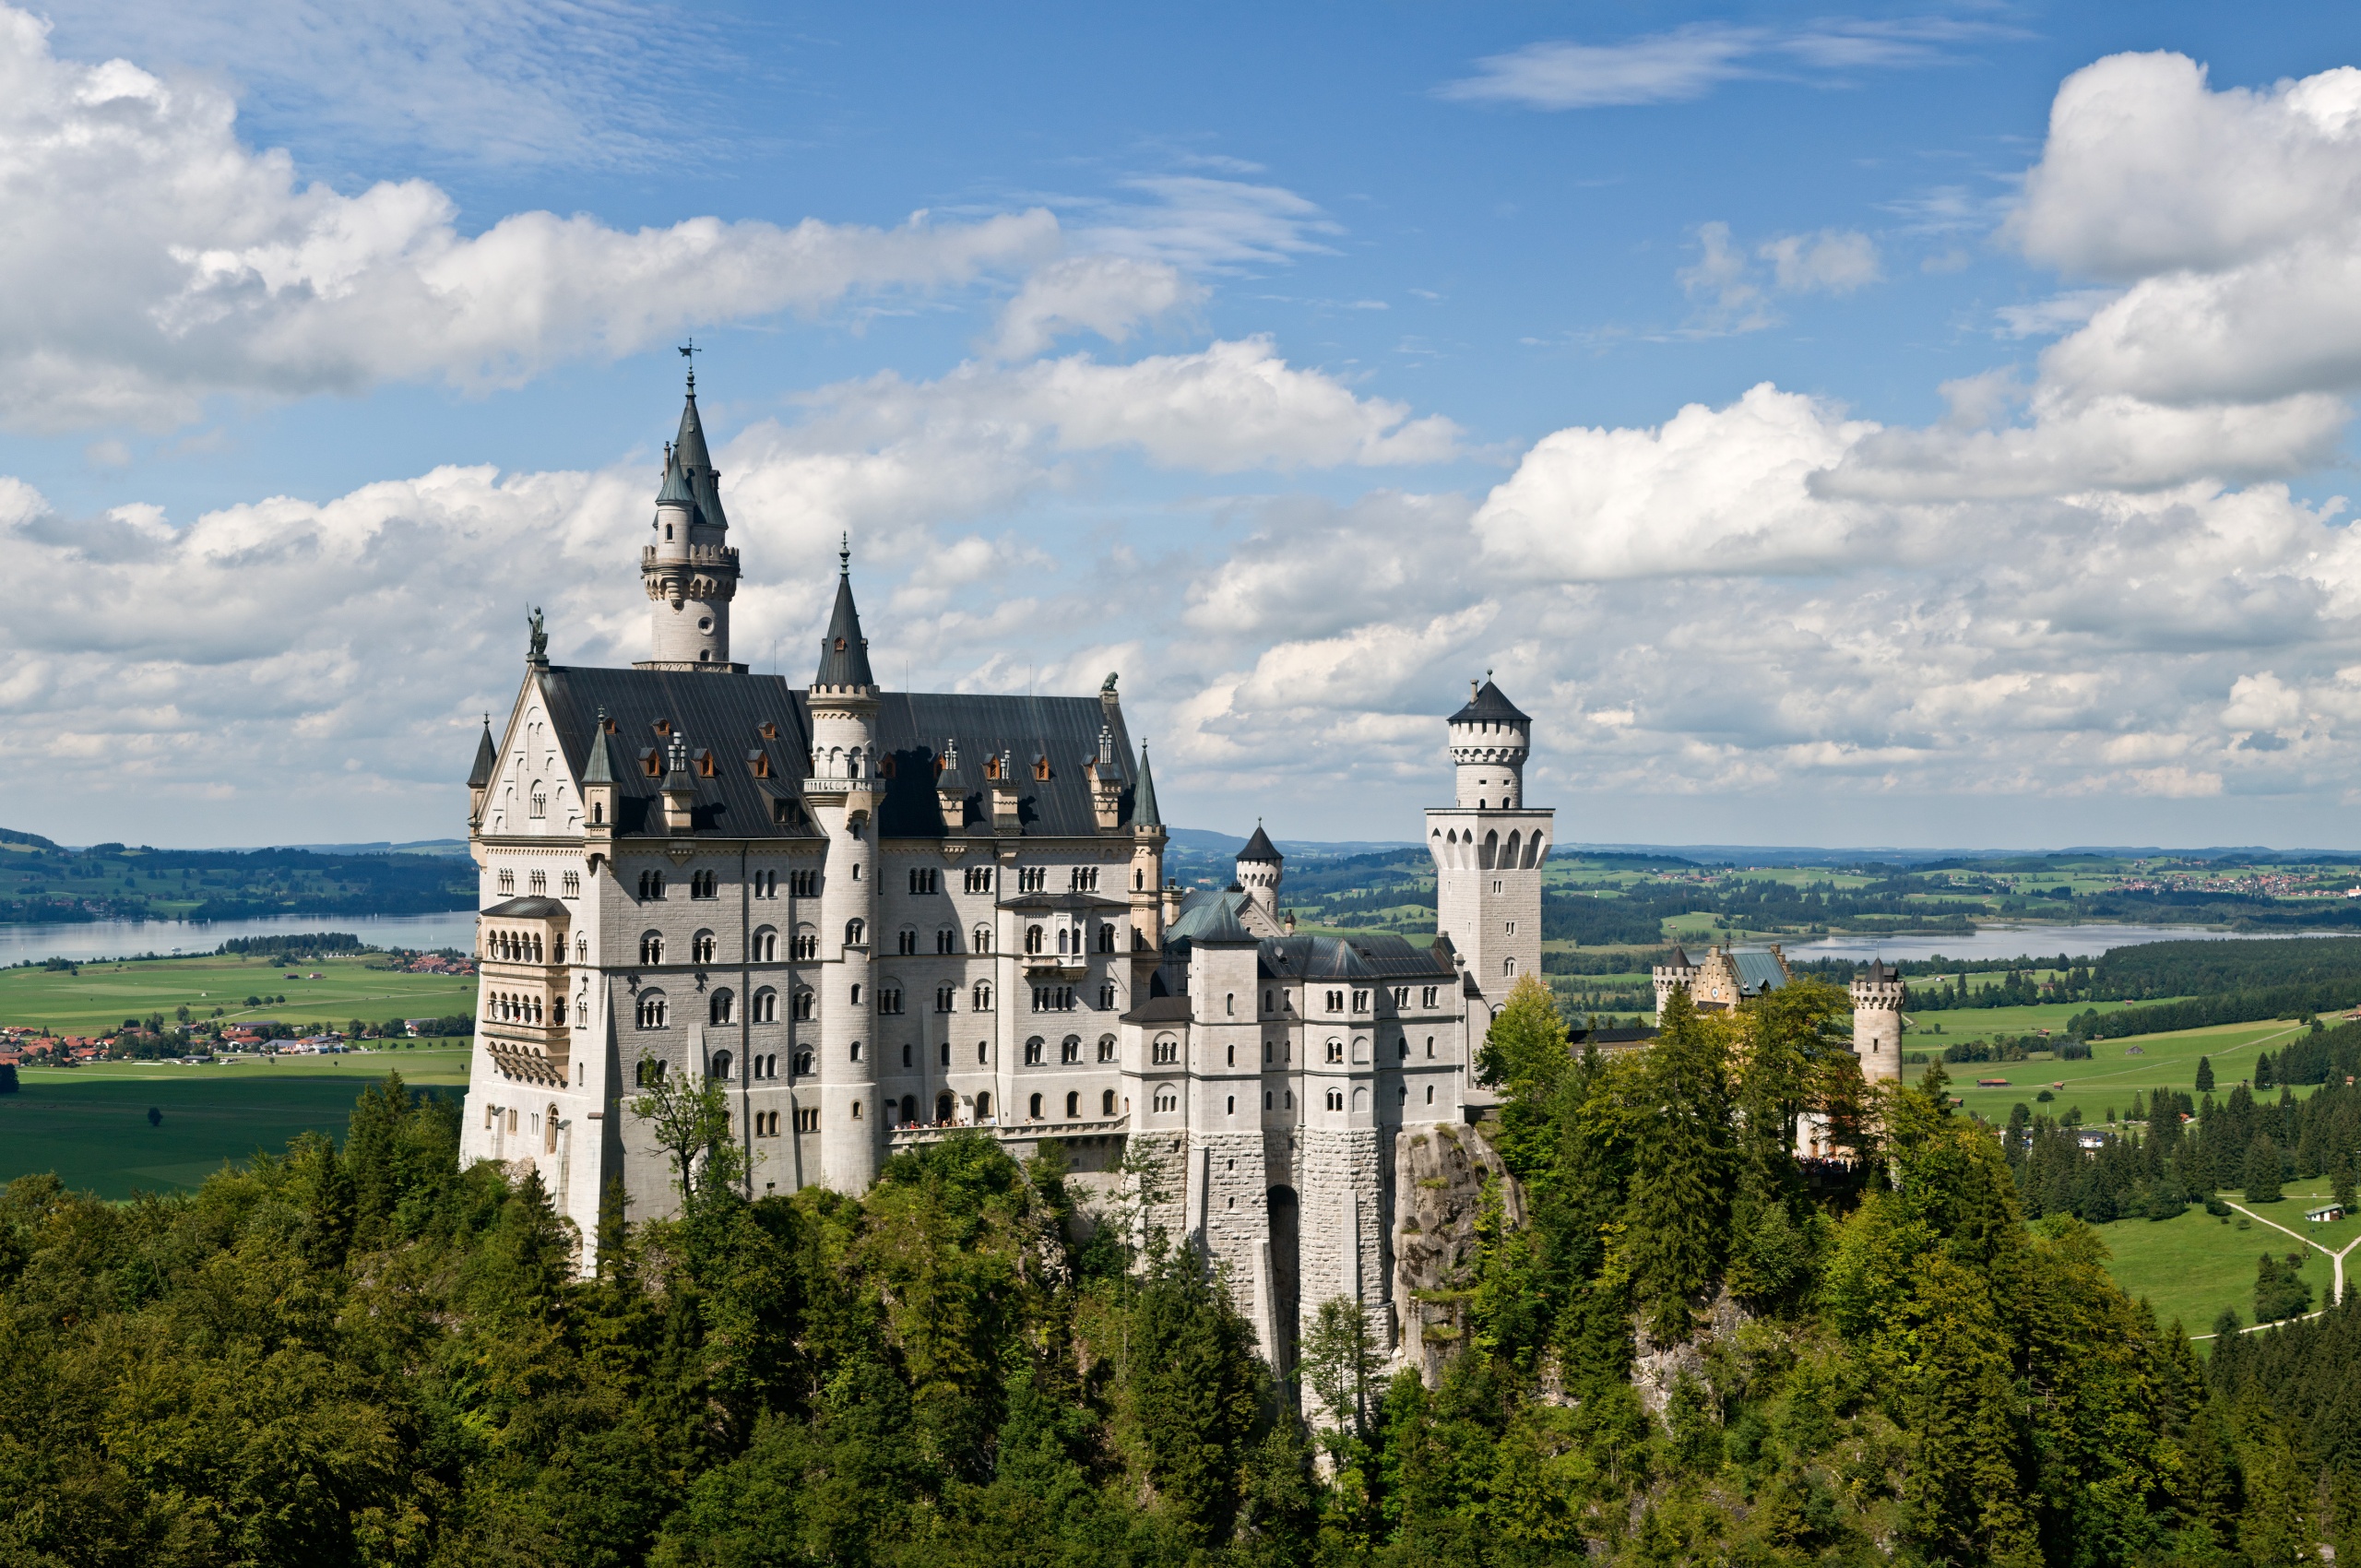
left=815, top=540, right=873, bottom=688
left=1126, top=739, right=1162, bottom=828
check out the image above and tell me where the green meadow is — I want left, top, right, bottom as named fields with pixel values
left=0, top=950, right=476, bottom=1036
left=0, top=1048, right=470, bottom=1198
left=1908, top=1016, right=2319, bottom=1124
left=2088, top=1179, right=2358, bottom=1344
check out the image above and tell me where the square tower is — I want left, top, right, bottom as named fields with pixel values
left=1424, top=678, right=1550, bottom=1018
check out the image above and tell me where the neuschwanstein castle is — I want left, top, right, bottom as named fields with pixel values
left=457, top=375, right=1551, bottom=1366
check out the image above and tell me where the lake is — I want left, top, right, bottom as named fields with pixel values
left=1782, top=922, right=2347, bottom=964
left=0, top=909, right=479, bottom=965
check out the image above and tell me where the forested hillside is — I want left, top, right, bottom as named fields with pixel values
left=4, top=990, right=2357, bottom=1564
left=0, top=836, right=472, bottom=924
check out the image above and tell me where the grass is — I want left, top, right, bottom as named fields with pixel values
left=0, top=1051, right=468, bottom=1198
left=2087, top=1179, right=2356, bottom=1343
left=0, top=952, right=476, bottom=1036
left=1911, top=1016, right=2317, bottom=1125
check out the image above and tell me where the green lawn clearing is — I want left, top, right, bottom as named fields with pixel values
left=2087, top=1179, right=2355, bottom=1344
left=0, top=952, right=475, bottom=1037
left=0, top=1059, right=467, bottom=1199
left=1913, top=1017, right=2317, bottom=1126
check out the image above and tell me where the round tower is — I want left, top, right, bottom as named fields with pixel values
left=807, top=540, right=881, bottom=1194
left=1851, top=959, right=1904, bottom=1084
left=1449, top=674, right=1530, bottom=808
left=640, top=370, right=742, bottom=671
left=1235, top=823, right=1283, bottom=920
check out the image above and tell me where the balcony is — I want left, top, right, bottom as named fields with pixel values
left=887, top=1113, right=1128, bottom=1149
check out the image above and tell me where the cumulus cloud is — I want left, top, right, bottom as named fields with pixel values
left=1675, top=223, right=1883, bottom=333
left=987, top=255, right=1206, bottom=360
left=0, top=6, right=1057, bottom=432
left=1437, top=18, right=1996, bottom=110
left=1760, top=230, right=1881, bottom=293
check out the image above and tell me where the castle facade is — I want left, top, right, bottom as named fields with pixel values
left=456, top=378, right=1551, bottom=1367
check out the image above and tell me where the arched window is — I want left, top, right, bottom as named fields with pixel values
left=1025, top=924, right=1044, bottom=955
left=639, top=932, right=663, bottom=965
left=1101, top=1088, right=1117, bottom=1116
left=753, top=988, right=777, bottom=1023
left=753, top=927, right=777, bottom=962
left=794, top=926, right=818, bottom=960
left=576, top=936, right=587, bottom=962
left=543, top=1105, right=560, bottom=1152
left=972, top=980, right=993, bottom=1012
left=1480, top=829, right=1499, bottom=870
left=710, top=989, right=735, bottom=1026
left=793, top=1050, right=813, bottom=1076
left=1154, top=1087, right=1177, bottom=1113
left=693, top=930, right=717, bottom=964
left=975, top=1091, right=991, bottom=1122
left=936, top=926, right=958, bottom=954
left=973, top=924, right=992, bottom=954
left=792, top=988, right=814, bottom=1020
left=635, top=1057, right=667, bottom=1086
left=1065, top=1090, right=1079, bottom=1118
left=1025, top=1037, right=1044, bottom=1065
left=897, top=927, right=919, bottom=955
left=845, top=918, right=866, bottom=947
left=636, top=992, right=668, bottom=1028
left=710, top=1051, right=733, bottom=1080
left=1028, top=1092, right=1043, bottom=1120
left=638, top=869, right=665, bottom=900
left=1061, top=1035, right=1081, bottom=1064
left=1097, top=923, right=1115, bottom=953
left=1352, top=1087, right=1369, bottom=1112
left=936, top=1090, right=955, bottom=1123
left=1326, top=1038, right=1343, bottom=1063
left=1097, top=1034, right=1116, bottom=1063
left=898, top=1094, right=917, bottom=1125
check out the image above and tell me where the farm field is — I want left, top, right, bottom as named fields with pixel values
left=0, top=951, right=475, bottom=1036
left=2088, top=1179, right=2357, bottom=1344
left=0, top=1053, right=469, bottom=1198
left=1912, top=1017, right=2315, bottom=1124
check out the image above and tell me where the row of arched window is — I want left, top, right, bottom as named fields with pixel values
left=486, top=929, right=544, bottom=962
left=1019, top=923, right=1116, bottom=956
left=1020, top=1034, right=1117, bottom=1065
left=489, top=991, right=543, bottom=1025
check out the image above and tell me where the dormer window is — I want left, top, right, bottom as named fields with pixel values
left=652, top=719, right=671, bottom=737
left=747, top=751, right=771, bottom=778
left=834, top=636, right=847, bottom=651
left=758, top=721, right=777, bottom=740
left=1033, top=755, right=1050, bottom=781
left=640, top=749, right=661, bottom=778
left=878, top=755, right=896, bottom=778
left=985, top=755, right=1002, bottom=781
left=695, top=749, right=716, bottom=778
left=602, top=715, right=619, bottom=734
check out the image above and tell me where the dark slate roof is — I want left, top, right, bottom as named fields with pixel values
left=1862, top=958, right=1897, bottom=983
left=1730, top=949, right=1791, bottom=995
left=656, top=445, right=694, bottom=505
left=467, top=720, right=497, bottom=789
left=1124, top=994, right=1192, bottom=1025
left=1238, top=824, right=1282, bottom=863
left=999, top=891, right=1129, bottom=913
left=1257, top=932, right=1454, bottom=982
left=1450, top=678, right=1530, bottom=727
left=528, top=666, right=1138, bottom=842
left=1166, top=889, right=1253, bottom=943
left=483, top=896, right=570, bottom=919
left=1126, top=741, right=1161, bottom=828
left=1664, top=944, right=1691, bottom=968
left=815, top=566, right=875, bottom=687
left=873, top=690, right=1139, bottom=838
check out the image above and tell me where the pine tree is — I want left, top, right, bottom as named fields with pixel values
left=1621, top=989, right=1735, bottom=1341
left=2254, top=1051, right=2275, bottom=1091
left=2335, top=1153, right=2357, bottom=1217
left=2244, top=1134, right=2284, bottom=1203
left=2195, top=1055, right=2214, bottom=1093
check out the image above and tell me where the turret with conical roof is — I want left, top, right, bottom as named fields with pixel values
left=1450, top=673, right=1531, bottom=809
left=814, top=537, right=874, bottom=688
left=467, top=717, right=498, bottom=826
left=638, top=371, right=743, bottom=671
left=1236, top=820, right=1283, bottom=919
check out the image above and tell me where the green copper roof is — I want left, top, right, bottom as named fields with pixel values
left=1125, top=740, right=1161, bottom=828
left=582, top=709, right=621, bottom=785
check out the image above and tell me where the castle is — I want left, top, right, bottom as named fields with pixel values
left=456, top=376, right=1549, bottom=1367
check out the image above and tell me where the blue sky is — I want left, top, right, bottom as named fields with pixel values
left=7, top=1, right=2361, bottom=849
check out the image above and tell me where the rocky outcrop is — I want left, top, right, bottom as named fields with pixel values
left=1391, top=1122, right=1523, bottom=1385
left=1629, top=1285, right=1752, bottom=1420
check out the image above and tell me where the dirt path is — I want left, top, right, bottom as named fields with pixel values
left=2222, top=1197, right=2361, bottom=1316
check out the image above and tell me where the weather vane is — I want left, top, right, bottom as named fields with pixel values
left=678, top=337, right=697, bottom=390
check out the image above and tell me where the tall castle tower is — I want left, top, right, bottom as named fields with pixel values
left=806, top=541, right=881, bottom=1192
left=637, top=370, right=744, bottom=672
left=1851, top=958, right=1904, bottom=1084
left=1425, top=677, right=1551, bottom=1016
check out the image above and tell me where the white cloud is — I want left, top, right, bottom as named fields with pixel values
left=1759, top=229, right=1881, bottom=293
left=0, top=6, right=1058, bottom=432
left=988, top=255, right=1205, bottom=360
left=1073, top=176, right=1345, bottom=271
left=1437, top=18, right=1996, bottom=110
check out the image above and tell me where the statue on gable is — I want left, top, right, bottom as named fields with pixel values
left=527, top=607, right=549, bottom=664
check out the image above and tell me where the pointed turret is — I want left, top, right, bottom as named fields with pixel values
left=467, top=718, right=497, bottom=790
left=639, top=372, right=742, bottom=671
left=1238, top=823, right=1281, bottom=863
left=1236, top=820, right=1282, bottom=919
left=1126, top=741, right=1162, bottom=828
left=582, top=708, right=621, bottom=786
left=815, top=538, right=875, bottom=688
